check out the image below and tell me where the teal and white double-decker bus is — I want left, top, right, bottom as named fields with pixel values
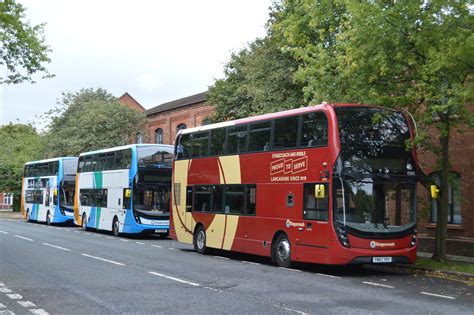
left=21, top=157, right=78, bottom=224
left=74, top=144, right=173, bottom=236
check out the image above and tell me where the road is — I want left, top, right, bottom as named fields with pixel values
left=0, top=218, right=472, bottom=315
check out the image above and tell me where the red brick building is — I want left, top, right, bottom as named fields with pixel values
left=122, top=91, right=473, bottom=257
left=0, top=192, right=13, bottom=210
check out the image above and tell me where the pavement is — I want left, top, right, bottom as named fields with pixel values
left=0, top=217, right=473, bottom=314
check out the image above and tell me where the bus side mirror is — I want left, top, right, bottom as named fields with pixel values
left=315, top=184, right=325, bottom=199
left=125, top=189, right=131, bottom=198
left=53, top=189, right=58, bottom=197
left=430, top=185, right=439, bottom=199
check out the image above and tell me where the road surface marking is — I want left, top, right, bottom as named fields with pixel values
left=106, top=236, right=114, bottom=239
left=273, top=304, right=308, bottom=315
left=0, top=303, right=6, bottom=308
left=74, top=231, right=80, bottom=233
left=214, top=256, right=229, bottom=260
left=7, top=294, right=22, bottom=300
left=18, top=301, right=36, bottom=308
left=152, top=245, right=162, bottom=248
left=30, top=309, right=49, bottom=315
left=64, top=229, right=70, bottom=232
left=14, top=235, right=33, bottom=241
left=120, top=239, right=129, bottom=242
left=81, top=254, right=125, bottom=266
left=315, top=273, right=341, bottom=279
left=420, top=292, right=455, bottom=300
left=279, top=267, right=301, bottom=272
left=242, top=261, right=260, bottom=265
left=168, top=248, right=178, bottom=251
left=204, top=286, right=223, bottom=293
left=42, top=243, right=70, bottom=252
left=136, top=242, right=145, bottom=245
left=47, top=227, right=54, bottom=229
left=0, top=310, right=15, bottom=315
left=0, top=231, right=8, bottom=234
left=0, top=288, right=12, bottom=293
left=363, top=281, right=394, bottom=289
left=149, top=271, right=200, bottom=287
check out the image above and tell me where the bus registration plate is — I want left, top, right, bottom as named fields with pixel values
left=155, top=229, right=167, bottom=233
left=373, top=257, right=392, bottom=263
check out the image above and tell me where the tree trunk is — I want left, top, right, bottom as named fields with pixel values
left=432, top=117, right=450, bottom=262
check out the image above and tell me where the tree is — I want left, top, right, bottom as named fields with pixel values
left=272, top=0, right=474, bottom=261
left=44, top=88, right=147, bottom=157
left=208, top=36, right=305, bottom=122
left=0, top=123, right=44, bottom=211
left=0, top=0, right=52, bottom=84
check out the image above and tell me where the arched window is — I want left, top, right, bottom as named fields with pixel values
left=176, top=123, right=187, bottom=133
left=429, top=171, right=462, bottom=224
left=155, top=128, right=163, bottom=144
left=136, top=133, right=143, bottom=144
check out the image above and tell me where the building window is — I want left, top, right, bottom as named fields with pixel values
left=430, top=172, right=462, bottom=224
left=155, top=128, right=163, bottom=144
left=4, top=193, right=13, bottom=205
left=176, top=123, right=187, bottom=133
left=136, top=133, right=143, bottom=144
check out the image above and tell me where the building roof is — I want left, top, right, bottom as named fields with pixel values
left=145, top=91, right=208, bottom=116
left=118, top=92, right=146, bottom=112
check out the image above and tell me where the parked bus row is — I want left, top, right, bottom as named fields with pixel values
left=21, top=103, right=422, bottom=267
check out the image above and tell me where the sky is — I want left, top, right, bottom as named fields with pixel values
left=0, top=0, right=273, bottom=127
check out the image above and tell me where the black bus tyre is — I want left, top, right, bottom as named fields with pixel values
left=273, top=234, right=292, bottom=268
left=46, top=211, right=51, bottom=225
left=112, top=217, right=120, bottom=237
left=82, top=213, right=88, bottom=231
left=194, top=226, right=208, bottom=254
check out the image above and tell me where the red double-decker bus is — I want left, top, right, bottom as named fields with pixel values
left=170, top=104, right=419, bottom=266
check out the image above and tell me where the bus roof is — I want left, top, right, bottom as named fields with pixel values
left=25, top=157, right=77, bottom=165
left=79, top=143, right=174, bottom=157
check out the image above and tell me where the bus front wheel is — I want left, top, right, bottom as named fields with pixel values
left=112, top=217, right=120, bottom=237
left=273, top=234, right=292, bottom=268
left=82, top=213, right=88, bottom=231
left=194, top=226, right=207, bottom=254
left=46, top=211, right=51, bottom=225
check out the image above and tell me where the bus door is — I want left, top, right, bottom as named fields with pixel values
left=298, top=183, right=330, bottom=251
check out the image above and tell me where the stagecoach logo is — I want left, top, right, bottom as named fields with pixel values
left=370, top=241, right=396, bottom=249
left=286, top=219, right=305, bottom=228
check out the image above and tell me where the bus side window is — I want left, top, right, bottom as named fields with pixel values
left=303, top=183, right=328, bottom=221
left=273, top=116, right=298, bottom=150
left=123, top=188, right=131, bottom=209
left=248, top=122, right=271, bottom=153
left=209, top=128, right=225, bottom=156
left=301, top=112, right=328, bottom=147
left=227, top=126, right=248, bottom=155
left=176, top=134, right=192, bottom=160
left=185, top=186, right=192, bottom=212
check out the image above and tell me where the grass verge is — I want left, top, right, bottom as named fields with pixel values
left=415, top=257, right=474, bottom=275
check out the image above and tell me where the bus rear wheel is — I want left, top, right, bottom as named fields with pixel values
left=46, top=211, right=51, bottom=225
left=112, top=218, right=120, bottom=237
left=273, top=234, right=292, bottom=268
left=194, top=226, right=207, bottom=254
left=82, top=213, right=88, bottom=231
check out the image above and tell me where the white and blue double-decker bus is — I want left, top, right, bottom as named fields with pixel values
left=21, top=157, right=78, bottom=224
left=74, top=144, right=173, bottom=236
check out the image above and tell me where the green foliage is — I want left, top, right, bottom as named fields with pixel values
left=208, top=36, right=305, bottom=122
left=0, top=124, right=44, bottom=210
left=43, top=88, right=146, bottom=157
left=0, top=0, right=52, bottom=84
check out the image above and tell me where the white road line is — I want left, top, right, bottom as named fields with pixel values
left=30, top=309, right=49, bottom=315
left=106, top=236, right=114, bottom=239
left=152, top=245, right=162, bottom=248
left=1, top=310, right=15, bottom=315
left=74, top=231, right=80, bottom=233
left=315, top=273, right=341, bottom=279
left=0, top=282, right=4, bottom=286
left=242, top=261, right=260, bottom=265
left=81, top=254, right=125, bottom=266
left=273, top=304, right=308, bottom=315
left=363, top=281, right=394, bottom=289
left=0, top=302, right=6, bottom=308
left=213, top=256, right=229, bottom=260
left=18, top=301, right=36, bottom=308
left=279, top=267, right=301, bottom=272
left=7, top=294, right=23, bottom=300
left=42, top=243, right=70, bottom=252
left=420, top=291, right=455, bottom=300
left=14, top=235, right=33, bottom=241
left=0, top=231, right=8, bottom=234
left=168, top=247, right=178, bottom=251
left=204, top=286, right=223, bottom=293
left=136, top=242, right=145, bottom=245
left=149, top=271, right=200, bottom=287
left=120, top=239, right=129, bottom=242
left=0, top=287, right=12, bottom=293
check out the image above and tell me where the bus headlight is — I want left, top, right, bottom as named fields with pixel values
left=336, top=226, right=350, bottom=248
left=410, top=228, right=417, bottom=247
left=134, top=213, right=141, bottom=224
